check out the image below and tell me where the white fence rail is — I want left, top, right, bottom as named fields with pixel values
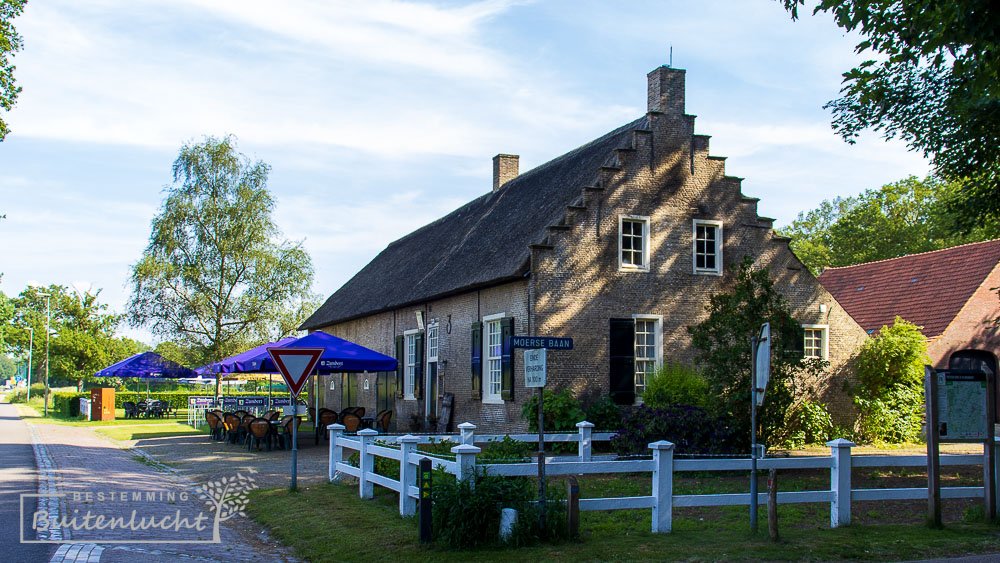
left=327, top=422, right=1000, bottom=533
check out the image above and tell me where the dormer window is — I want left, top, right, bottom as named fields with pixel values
left=619, top=215, right=650, bottom=271
left=692, top=219, right=723, bottom=275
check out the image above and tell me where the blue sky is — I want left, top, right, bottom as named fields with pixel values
left=0, top=0, right=929, bottom=343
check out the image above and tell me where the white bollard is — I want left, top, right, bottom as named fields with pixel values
left=499, top=508, right=518, bottom=542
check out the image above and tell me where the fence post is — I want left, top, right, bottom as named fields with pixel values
left=827, top=438, right=855, bottom=527
left=328, top=423, right=346, bottom=482
left=576, top=421, right=594, bottom=461
left=458, top=422, right=476, bottom=445
left=650, top=440, right=675, bottom=533
left=452, top=444, right=481, bottom=482
left=358, top=428, right=378, bottom=499
left=398, top=435, right=419, bottom=516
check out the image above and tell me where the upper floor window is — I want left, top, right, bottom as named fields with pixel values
left=692, top=219, right=723, bottom=275
left=802, top=325, right=828, bottom=360
left=619, top=215, right=650, bottom=271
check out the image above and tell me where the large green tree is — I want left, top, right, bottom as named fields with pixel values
left=779, top=176, right=998, bottom=275
left=781, top=0, right=1000, bottom=227
left=0, top=0, right=26, bottom=142
left=688, top=257, right=825, bottom=448
left=128, top=135, right=314, bottom=367
left=5, top=285, right=143, bottom=390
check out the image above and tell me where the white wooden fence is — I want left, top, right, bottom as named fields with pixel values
left=327, top=421, right=1000, bottom=533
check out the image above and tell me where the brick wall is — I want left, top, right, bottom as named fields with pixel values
left=313, top=66, right=868, bottom=431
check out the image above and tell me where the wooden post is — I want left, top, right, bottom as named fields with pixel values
left=650, top=440, right=675, bottom=533
left=419, top=457, right=432, bottom=544
left=399, top=435, right=419, bottom=516
left=567, top=475, right=579, bottom=537
left=327, top=423, right=345, bottom=482
left=537, top=387, right=546, bottom=531
left=827, top=438, right=855, bottom=527
left=767, top=468, right=778, bottom=541
left=358, top=428, right=378, bottom=499
left=925, top=366, right=942, bottom=528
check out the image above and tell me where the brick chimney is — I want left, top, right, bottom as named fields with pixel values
left=492, top=154, right=519, bottom=192
left=647, top=66, right=685, bottom=114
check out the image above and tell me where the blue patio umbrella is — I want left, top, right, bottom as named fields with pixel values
left=232, top=331, right=397, bottom=374
left=194, top=337, right=297, bottom=403
left=95, top=351, right=196, bottom=399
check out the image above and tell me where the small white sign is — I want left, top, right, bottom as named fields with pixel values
left=524, top=348, right=546, bottom=387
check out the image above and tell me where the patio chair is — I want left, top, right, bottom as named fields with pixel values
left=206, top=411, right=223, bottom=440
left=239, top=414, right=255, bottom=446
left=247, top=418, right=272, bottom=451
left=268, top=411, right=281, bottom=422
left=223, top=413, right=242, bottom=444
left=147, top=400, right=164, bottom=418
left=262, top=410, right=276, bottom=420
left=375, top=410, right=393, bottom=433
left=123, top=401, right=138, bottom=419
left=316, top=409, right=338, bottom=443
left=276, top=415, right=302, bottom=450
left=160, top=401, right=177, bottom=418
left=340, top=412, right=361, bottom=433
left=308, top=407, right=316, bottom=423
left=233, top=410, right=250, bottom=420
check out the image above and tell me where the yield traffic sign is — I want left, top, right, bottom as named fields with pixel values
left=267, top=347, right=323, bottom=398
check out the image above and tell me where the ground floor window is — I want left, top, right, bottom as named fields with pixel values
left=609, top=315, right=663, bottom=404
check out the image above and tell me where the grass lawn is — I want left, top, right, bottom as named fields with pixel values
left=16, top=402, right=193, bottom=426
left=247, top=478, right=1000, bottom=562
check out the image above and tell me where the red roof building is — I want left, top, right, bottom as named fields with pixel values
left=818, top=239, right=1000, bottom=368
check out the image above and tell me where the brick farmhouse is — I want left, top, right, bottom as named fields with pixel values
left=818, top=240, right=1000, bottom=381
left=301, top=66, right=868, bottom=432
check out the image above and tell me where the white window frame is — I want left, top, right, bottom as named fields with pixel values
left=619, top=215, right=650, bottom=272
left=802, top=324, right=829, bottom=360
left=632, top=314, right=663, bottom=400
left=482, top=313, right=505, bottom=404
left=403, top=328, right=420, bottom=400
left=692, top=219, right=723, bottom=275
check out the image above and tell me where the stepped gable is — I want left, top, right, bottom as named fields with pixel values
left=817, top=239, right=1000, bottom=337
left=302, top=116, right=648, bottom=329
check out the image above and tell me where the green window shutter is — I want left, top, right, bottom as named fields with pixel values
left=609, top=318, right=636, bottom=405
left=500, top=317, right=515, bottom=401
left=414, top=333, right=424, bottom=400
left=395, top=335, right=405, bottom=399
left=470, top=321, right=483, bottom=400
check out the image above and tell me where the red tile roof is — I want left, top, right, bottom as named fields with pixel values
left=818, top=240, right=1000, bottom=337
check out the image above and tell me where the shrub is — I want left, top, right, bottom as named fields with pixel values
left=855, top=385, right=925, bottom=444
left=780, top=400, right=834, bottom=448
left=6, top=382, right=46, bottom=404
left=853, top=317, right=929, bottom=444
left=521, top=388, right=584, bottom=433
left=418, top=438, right=458, bottom=458
left=641, top=362, right=711, bottom=410
left=431, top=467, right=566, bottom=548
left=480, top=435, right=533, bottom=463
left=52, top=392, right=89, bottom=417
left=610, top=404, right=740, bottom=456
left=583, top=395, right=623, bottom=432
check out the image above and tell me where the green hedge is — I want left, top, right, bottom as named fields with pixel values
left=52, top=392, right=89, bottom=418
left=111, top=391, right=299, bottom=410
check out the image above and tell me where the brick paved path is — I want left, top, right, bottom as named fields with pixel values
left=28, top=422, right=298, bottom=563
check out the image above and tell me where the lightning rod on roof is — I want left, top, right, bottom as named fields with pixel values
left=669, top=45, right=673, bottom=67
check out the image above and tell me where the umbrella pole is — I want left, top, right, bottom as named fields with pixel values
left=268, top=374, right=272, bottom=409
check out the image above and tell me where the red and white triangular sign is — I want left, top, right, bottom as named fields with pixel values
left=267, top=347, right=324, bottom=398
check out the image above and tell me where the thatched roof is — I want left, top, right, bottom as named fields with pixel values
left=301, top=116, right=648, bottom=329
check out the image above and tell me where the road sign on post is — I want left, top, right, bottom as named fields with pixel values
left=524, top=349, right=546, bottom=387
left=755, top=323, right=770, bottom=407
left=268, top=347, right=323, bottom=492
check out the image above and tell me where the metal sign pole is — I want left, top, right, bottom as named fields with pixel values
left=538, top=386, right=546, bottom=531
left=750, top=335, right=759, bottom=534
left=291, top=406, right=298, bottom=492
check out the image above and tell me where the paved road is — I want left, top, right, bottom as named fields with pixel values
left=0, top=400, right=56, bottom=563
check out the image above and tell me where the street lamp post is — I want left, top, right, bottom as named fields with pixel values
left=37, top=292, right=51, bottom=417
left=25, top=326, right=34, bottom=403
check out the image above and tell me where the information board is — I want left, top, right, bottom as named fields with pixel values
left=937, top=370, right=988, bottom=441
